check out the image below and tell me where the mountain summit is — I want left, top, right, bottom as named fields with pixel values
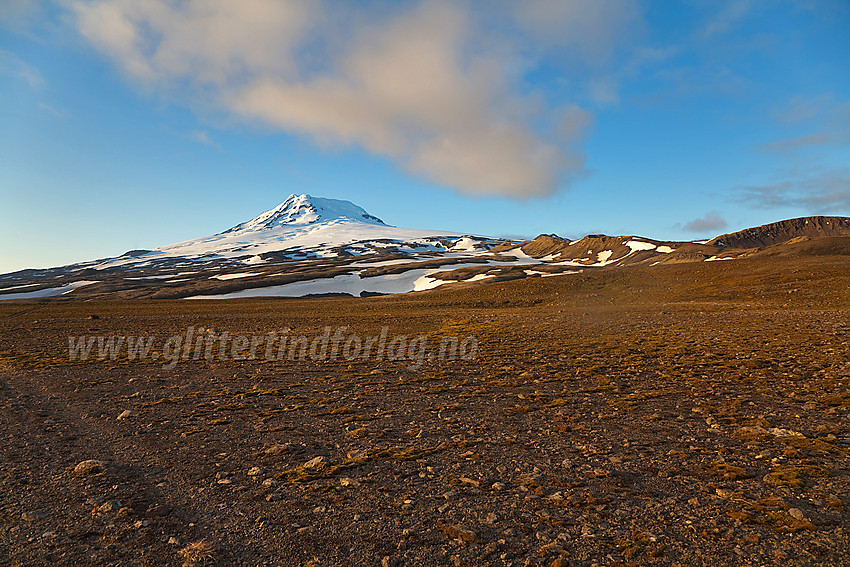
left=225, top=194, right=386, bottom=233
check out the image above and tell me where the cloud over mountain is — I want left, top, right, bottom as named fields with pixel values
left=683, top=211, right=728, bottom=233
left=69, top=0, right=610, bottom=197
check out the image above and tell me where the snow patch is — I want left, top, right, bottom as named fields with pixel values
left=500, top=247, right=532, bottom=259
left=596, top=250, right=613, bottom=264
left=412, top=276, right=454, bottom=291
left=523, top=270, right=572, bottom=277
left=0, top=283, right=39, bottom=292
left=186, top=258, right=515, bottom=299
left=126, top=271, right=197, bottom=280
left=625, top=240, right=656, bottom=251
left=0, top=280, right=99, bottom=300
left=451, top=237, right=481, bottom=252
left=212, top=272, right=264, bottom=281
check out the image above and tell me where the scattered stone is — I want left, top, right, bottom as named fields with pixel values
left=788, top=508, right=805, bottom=520
left=715, top=488, right=733, bottom=499
left=538, top=542, right=565, bottom=556
left=303, top=456, right=328, bottom=469
left=339, top=477, right=360, bottom=487
left=769, top=428, right=804, bottom=437
left=168, top=536, right=183, bottom=545
left=72, top=459, right=105, bottom=475
left=346, top=448, right=369, bottom=460
left=437, top=522, right=478, bottom=543
left=116, top=410, right=135, bottom=420
left=146, top=505, right=171, bottom=518
left=22, top=510, right=46, bottom=522
left=177, top=539, right=215, bottom=565
left=263, top=444, right=289, bottom=456
left=262, top=478, right=278, bottom=488
left=247, top=467, right=262, bottom=476
left=95, top=500, right=122, bottom=515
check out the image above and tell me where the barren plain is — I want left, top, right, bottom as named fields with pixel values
left=1, top=255, right=848, bottom=566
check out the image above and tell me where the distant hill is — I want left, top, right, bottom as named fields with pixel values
left=708, top=216, right=850, bottom=248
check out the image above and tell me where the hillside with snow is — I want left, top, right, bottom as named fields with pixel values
left=1, top=196, right=848, bottom=300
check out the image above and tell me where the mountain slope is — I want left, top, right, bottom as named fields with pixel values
left=708, top=216, right=850, bottom=248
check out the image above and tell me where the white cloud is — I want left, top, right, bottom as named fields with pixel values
left=73, top=0, right=314, bottom=85
left=738, top=166, right=850, bottom=213
left=699, top=0, right=753, bottom=39
left=69, top=0, right=599, bottom=197
left=513, top=0, right=641, bottom=65
left=38, top=102, right=66, bottom=117
left=760, top=98, right=850, bottom=152
left=758, top=132, right=832, bottom=153
left=188, top=130, right=221, bottom=150
left=0, top=0, right=43, bottom=31
left=683, top=211, right=728, bottom=233
left=0, top=50, right=45, bottom=88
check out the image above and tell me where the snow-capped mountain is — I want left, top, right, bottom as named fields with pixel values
left=224, top=194, right=386, bottom=231
left=102, top=194, right=498, bottom=270
left=1, top=199, right=848, bottom=301
left=0, top=194, right=508, bottom=299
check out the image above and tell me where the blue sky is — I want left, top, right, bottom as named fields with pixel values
left=1, top=0, right=848, bottom=273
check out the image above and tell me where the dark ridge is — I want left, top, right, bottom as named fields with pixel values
left=119, top=249, right=152, bottom=257
left=708, top=216, right=850, bottom=248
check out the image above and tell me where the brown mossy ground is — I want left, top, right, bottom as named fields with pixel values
left=0, top=254, right=847, bottom=566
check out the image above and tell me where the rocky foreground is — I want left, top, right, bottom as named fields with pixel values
left=1, top=256, right=848, bottom=566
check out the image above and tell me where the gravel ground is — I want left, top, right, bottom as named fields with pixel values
left=1, top=258, right=848, bottom=566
